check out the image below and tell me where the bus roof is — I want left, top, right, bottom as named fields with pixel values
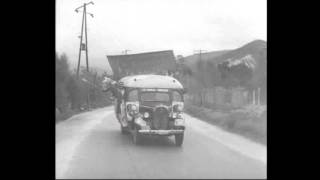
left=119, top=74, right=183, bottom=89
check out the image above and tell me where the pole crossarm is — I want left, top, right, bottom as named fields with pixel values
left=194, top=49, right=207, bottom=55
left=75, top=1, right=94, bottom=12
left=122, top=49, right=131, bottom=54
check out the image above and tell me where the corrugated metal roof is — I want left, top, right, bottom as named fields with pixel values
left=107, top=50, right=176, bottom=80
left=119, top=74, right=183, bottom=89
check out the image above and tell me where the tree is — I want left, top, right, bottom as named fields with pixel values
left=66, top=74, right=84, bottom=109
left=56, top=52, right=113, bottom=115
left=56, top=53, right=71, bottom=112
left=56, top=53, right=70, bottom=83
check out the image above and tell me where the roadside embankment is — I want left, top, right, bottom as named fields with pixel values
left=56, top=102, right=112, bottom=123
left=185, top=103, right=266, bottom=145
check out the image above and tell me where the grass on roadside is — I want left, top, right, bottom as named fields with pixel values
left=56, top=109, right=79, bottom=123
left=55, top=101, right=112, bottom=124
left=185, top=103, right=266, bottom=145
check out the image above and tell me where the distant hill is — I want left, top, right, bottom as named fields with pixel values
left=183, top=50, right=231, bottom=67
left=184, top=40, right=266, bottom=67
left=215, top=40, right=267, bottom=88
left=214, top=40, right=266, bottom=65
left=180, top=39, right=266, bottom=89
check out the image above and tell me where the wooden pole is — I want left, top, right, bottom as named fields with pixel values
left=76, top=4, right=85, bottom=78
left=84, top=5, right=89, bottom=72
left=253, top=89, right=256, bottom=105
left=258, top=87, right=261, bottom=106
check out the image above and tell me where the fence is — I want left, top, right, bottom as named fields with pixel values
left=186, top=86, right=264, bottom=109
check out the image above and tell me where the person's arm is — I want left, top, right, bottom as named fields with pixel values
left=102, top=77, right=117, bottom=92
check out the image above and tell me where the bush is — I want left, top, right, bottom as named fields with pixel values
left=56, top=52, right=113, bottom=123
left=56, top=109, right=78, bottom=123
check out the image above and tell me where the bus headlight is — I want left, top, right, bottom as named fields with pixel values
left=144, top=112, right=150, bottom=118
left=127, top=104, right=139, bottom=115
left=177, top=113, right=183, bottom=119
left=131, top=104, right=137, bottom=111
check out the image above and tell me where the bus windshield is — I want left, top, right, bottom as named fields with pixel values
left=140, top=92, right=170, bottom=102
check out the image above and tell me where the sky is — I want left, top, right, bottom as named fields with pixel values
left=56, top=0, right=266, bottom=72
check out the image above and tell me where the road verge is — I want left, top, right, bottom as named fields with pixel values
left=185, top=103, right=266, bottom=145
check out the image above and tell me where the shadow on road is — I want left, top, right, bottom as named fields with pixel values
left=135, top=135, right=176, bottom=147
left=89, top=125, right=182, bottom=150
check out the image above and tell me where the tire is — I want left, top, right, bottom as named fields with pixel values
left=132, top=126, right=142, bottom=145
left=175, top=133, right=184, bottom=146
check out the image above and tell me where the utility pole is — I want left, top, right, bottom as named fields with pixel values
left=75, top=1, right=94, bottom=110
left=194, top=49, right=207, bottom=106
left=76, top=7, right=85, bottom=78
left=194, top=49, right=207, bottom=74
left=258, top=87, right=261, bottom=106
left=75, top=1, right=94, bottom=77
left=253, top=89, right=256, bottom=105
left=122, top=49, right=131, bottom=55
left=194, top=49, right=207, bottom=64
left=84, top=4, right=89, bottom=72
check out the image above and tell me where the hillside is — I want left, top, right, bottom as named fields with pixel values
left=183, top=50, right=231, bottom=67
left=184, top=40, right=266, bottom=68
left=214, top=40, right=266, bottom=65
left=179, top=39, right=266, bottom=90
left=215, top=40, right=267, bottom=88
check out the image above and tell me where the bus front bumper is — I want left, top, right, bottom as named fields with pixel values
left=138, top=129, right=184, bottom=135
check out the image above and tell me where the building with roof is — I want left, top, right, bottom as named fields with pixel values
left=107, top=50, right=177, bottom=80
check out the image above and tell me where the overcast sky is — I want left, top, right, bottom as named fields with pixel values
left=56, top=0, right=266, bottom=71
